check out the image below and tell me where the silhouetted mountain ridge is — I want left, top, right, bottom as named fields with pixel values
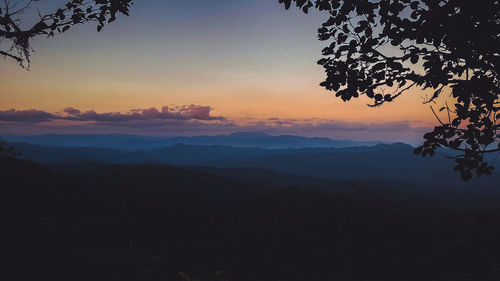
left=9, top=141, right=500, bottom=187
left=1, top=132, right=384, bottom=150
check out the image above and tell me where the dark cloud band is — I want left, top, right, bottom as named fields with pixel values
left=0, top=105, right=224, bottom=123
left=0, top=109, right=56, bottom=123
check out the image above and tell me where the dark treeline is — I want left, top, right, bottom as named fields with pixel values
left=4, top=155, right=500, bottom=281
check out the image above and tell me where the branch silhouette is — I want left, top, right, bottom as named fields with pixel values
left=0, top=0, right=133, bottom=68
left=279, top=0, right=500, bottom=181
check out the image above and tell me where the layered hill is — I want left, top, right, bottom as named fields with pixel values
left=9, top=142, right=500, bottom=188
left=1, top=132, right=382, bottom=150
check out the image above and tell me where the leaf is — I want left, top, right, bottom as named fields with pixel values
left=452, top=118, right=461, bottom=127
left=410, top=1, right=420, bottom=10
left=62, top=25, right=70, bottom=33
left=390, top=39, right=402, bottom=46
left=460, top=169, right=472, bottom=181
left=281, top=0, right=292, bottom=9
left=413, top=146, right=423, bottom=155
left=372, top=62, right=386, bottom=72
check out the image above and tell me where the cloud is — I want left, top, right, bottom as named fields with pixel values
left=63, top=105, right=224, bottom=121
left=0, top=105, right=224, bottom=123
left=63, top=107, right=81, bottom=115
left=0, top=109, right=55, bottom=123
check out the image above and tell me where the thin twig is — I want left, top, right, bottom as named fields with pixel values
left=430, top=105, right=445, bottom=126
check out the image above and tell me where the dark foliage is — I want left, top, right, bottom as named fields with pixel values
left=279, top=0, right=500, bottom=180
left=0, top=0, right=133, bottom=68
left=4, top=157, right=500, bottom=281
left=0, top=139, right=20, bottom=158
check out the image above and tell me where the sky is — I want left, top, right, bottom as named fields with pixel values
left=0, top=0, right=442, bottom=143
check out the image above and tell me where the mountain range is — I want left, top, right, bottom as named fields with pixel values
left=1, top=132, right=383, bottom=150
left=5, top=134, right=500, bottom=281
left=9, top=141, right=500, bottom=188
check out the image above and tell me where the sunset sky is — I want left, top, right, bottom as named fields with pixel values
left=0, top=0, right=442, bottom=143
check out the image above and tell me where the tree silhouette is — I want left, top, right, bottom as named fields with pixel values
left=279, top=0, right=500, bottom=181
left=0, top=139, right=19, bottom=158
left=0, top=0, right=133, bottom=68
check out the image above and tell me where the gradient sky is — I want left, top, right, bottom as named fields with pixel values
left=0, top=0, right=443, bottom=143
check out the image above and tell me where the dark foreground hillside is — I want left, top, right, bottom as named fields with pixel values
left=3, top=156, right=500, bottom=281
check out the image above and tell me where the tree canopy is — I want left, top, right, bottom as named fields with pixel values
left=279, top=0, right=500, bottom=181
left=0, top=0, right=133, bottom=68
left=0, top=140, right=19, bottom=158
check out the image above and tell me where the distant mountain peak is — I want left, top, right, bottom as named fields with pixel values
left=228, top=132, right=272, bottom=138
left=374, top=142, right=414, bottom=149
